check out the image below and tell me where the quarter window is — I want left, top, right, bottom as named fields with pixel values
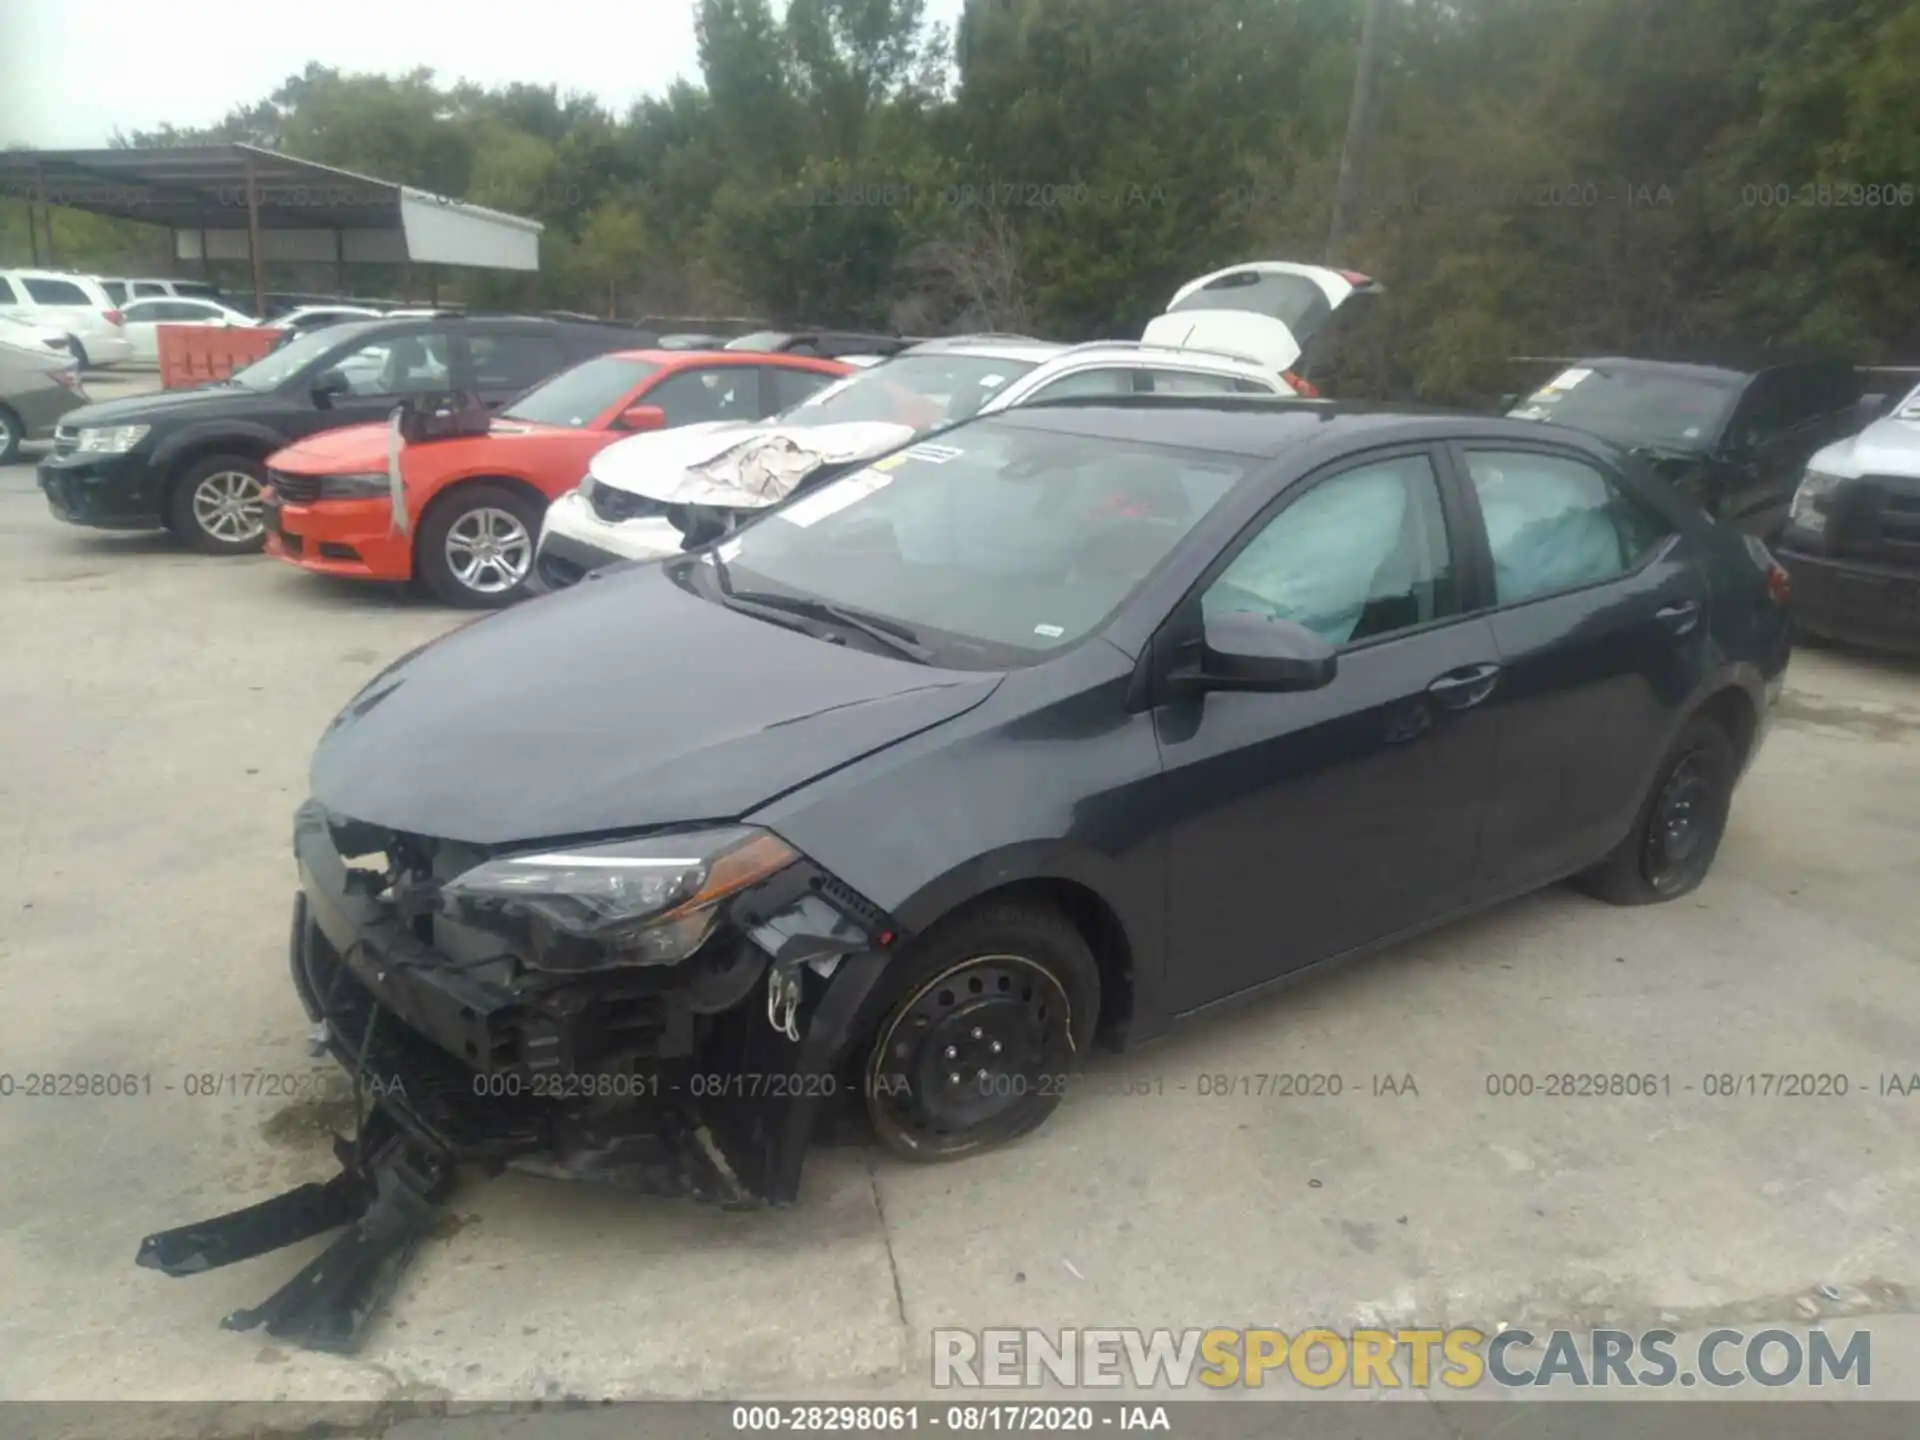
left=1139, top=369, right=1248, bottom=395
left=1203, top=453, right=1457, bottom=646
left=1029, top=368, right=1136, bottom=401
left=1464, top=449, right=1672, bottom=605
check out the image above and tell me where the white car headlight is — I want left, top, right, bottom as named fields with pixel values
left=76, top=424, right=151, bottom=454
left=1788, top=468, right=1845, bottom=534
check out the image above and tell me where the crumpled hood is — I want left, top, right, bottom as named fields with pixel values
left=1808, top=407, right=1920, bottom=480
left=589, top=419, right=914, bottom=507
left=309, top=561, right=1000, bottom=845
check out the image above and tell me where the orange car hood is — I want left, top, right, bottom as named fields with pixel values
left=272, top=418, right=576, bottom=475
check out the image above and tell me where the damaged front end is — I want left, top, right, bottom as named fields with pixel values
left=138, top=800, right=900, bottom=1351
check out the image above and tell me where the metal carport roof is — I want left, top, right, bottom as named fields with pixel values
left=0, top=143, right=542, bottom=315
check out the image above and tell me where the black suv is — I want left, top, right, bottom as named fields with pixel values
left=37, top=314, right=651, bottom=554
left=1504, top=355, right=1865, bottom=540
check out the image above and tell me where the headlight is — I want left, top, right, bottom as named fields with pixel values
left=318, top=471, right=393, bottom=500
left=76, top=424, right=150, bottom=454
left=1788, top=468, right=1845, bottom=533
left=439, top=825, right=799, bottom=969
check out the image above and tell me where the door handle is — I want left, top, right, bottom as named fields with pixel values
left=1655, top=599, right=1702, bottom=636
left=1426, top=662, right=1502, bottom=710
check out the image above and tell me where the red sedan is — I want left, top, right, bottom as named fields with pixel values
left=262, top=349, right=852, bottom=606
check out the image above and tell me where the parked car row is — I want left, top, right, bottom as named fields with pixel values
left=24, top=258, right=1919, bottom=651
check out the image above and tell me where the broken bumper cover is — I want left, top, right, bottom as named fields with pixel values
left=136, top=803, right=900, bottom=1352
left=285, top=800, right=898, bottom=1203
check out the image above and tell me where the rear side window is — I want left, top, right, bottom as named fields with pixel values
left=1464, top=450, right=1673, bottom=606
left=470, top=333, right=566, bottom=390
left=23, top=278, right=89, bottom=305
left=99, top=280, right=127, bottom=305
left=1139, top=369, right=1248, bottom=395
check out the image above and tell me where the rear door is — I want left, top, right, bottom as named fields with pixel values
left=1445, top=439, right=1706, bottom=892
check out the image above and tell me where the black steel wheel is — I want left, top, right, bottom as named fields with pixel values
left=1577, top=714, right=1736, bottom=906
left=863, top=903, right=1099, bottom=1162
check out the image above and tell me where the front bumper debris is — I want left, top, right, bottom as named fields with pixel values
left=138, top=801, right=899, bottom=1351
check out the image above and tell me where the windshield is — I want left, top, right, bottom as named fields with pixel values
left=1508, top=365, right=1740, bottom=450
left=501, top=356, right=660, bottom=427
left=697, top=418, right=1247, bottom=667
left=228, top=326, right=371, bottom=389
left=780, top=354, right=1040, bottom=429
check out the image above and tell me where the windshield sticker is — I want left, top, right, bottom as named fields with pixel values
left=903, top=442, right=964, bottom=465
left=871, top=453, right=911, bottom=471
left=1543, top=366, right=1593, bottom=391
left=1511, top=404, right=1550, bottom=420
left=1033, top=623, right=1066, bottom=639
left=777, top=468, right=894, bottom=527
left=979, top=374, right=1008, bottom=388
left=1682, top=425, right=1702, bottom=439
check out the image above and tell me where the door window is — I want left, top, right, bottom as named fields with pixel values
left=1202, top=453, right=1457, bottom=646
left=22, top=277, right=89, bottom=305
left=1027, top=367, right=1137, bottom=401
left=331, top=333, right=450, bottom=396
left=762, top=365, right=840, bottom=415
left=1463, top=450, right=1673, bottom=605
left=1139, top=369, right=1248, bottom=394
left=641, top=366, right=761, bottom=425
left=469, top=333, right=567, bottom=391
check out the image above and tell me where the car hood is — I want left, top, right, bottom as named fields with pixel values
left=272, top=422, right=391, bottom=471
left=61, top=383, right=272, bottom=427
left=588, top=420, right=915, bottom=504
left=1808, top=408, right=1920, bottom=480
left=309, top=562, right=1001, bottom=845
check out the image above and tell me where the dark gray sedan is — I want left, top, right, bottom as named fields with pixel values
left=0, top=333, right=88, bottom=464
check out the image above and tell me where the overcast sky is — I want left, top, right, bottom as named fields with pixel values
left=0, top=0, right=966, bottom=150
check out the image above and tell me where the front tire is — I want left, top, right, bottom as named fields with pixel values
left=1576, top=715, right=1737, bottom=906
left=862, top=901, right=1100, bottom=1163
left=416, top=483, right=542, bottom=608
left=167, top=454, right=268, bottom=554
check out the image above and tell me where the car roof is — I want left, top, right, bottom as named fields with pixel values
left=899, top=337, right=1068, bottom=364
left=603, top=348, right=851, bottom=368
left=1565, top=353, right=1853, bottom=384
left=983, top=394, right=1619, bottom=459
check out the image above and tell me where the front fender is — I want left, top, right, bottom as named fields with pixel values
left=151, top=421, right=287, bottom=474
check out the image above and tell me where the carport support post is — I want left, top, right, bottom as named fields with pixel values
left=243, top=158, right=267, bottom=321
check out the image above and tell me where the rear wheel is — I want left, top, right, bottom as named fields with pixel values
left=416, top=483, right=542, bottom=608
left=167, top=454, right=268, bottom=554
left=1576, top=715, right=1737, bottom=905
left=862, top=901, right=1100, bottom=1163
left=0, top=405, right=21, bottom=464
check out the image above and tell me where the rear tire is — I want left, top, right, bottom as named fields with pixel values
left=415, top=483, right=543, bottom=608
left=0, top=405, right=22, bottom=464
left=861, top=901, right=1100, bottom=1164
left=1575, top=715, right=1737, bottom=906
left=166, top=453, right=268, bottom=554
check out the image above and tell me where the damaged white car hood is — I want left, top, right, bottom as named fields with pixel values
left=587, top=420, right=917, bottom=509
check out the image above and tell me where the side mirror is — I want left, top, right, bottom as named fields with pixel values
left=619, top=404, right=667, bottom=432
left=1181, top=611, right=1338, bottom=694
left=1498, top=392, right=1519, bottom=411
left=312, top=368, right=350, bottom=404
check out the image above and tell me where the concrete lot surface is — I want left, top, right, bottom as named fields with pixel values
left=1, top=390, right=1917, bottom=1424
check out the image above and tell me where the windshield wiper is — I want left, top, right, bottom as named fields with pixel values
left=731, top=590, right=932, bottom=663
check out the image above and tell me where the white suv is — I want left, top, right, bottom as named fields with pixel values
left=534, top=335, right=1299, bottom=587
left=0, top=270, right=131, bottom=369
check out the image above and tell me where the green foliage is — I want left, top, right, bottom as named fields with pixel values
left=9, top=0, right=1914, bottom=395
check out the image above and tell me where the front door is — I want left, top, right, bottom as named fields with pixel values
left=1154, top=446, right=1505, bottom=1013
